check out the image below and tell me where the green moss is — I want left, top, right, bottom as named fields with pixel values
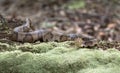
left=0, top=42, right=17, bottom=52
left=0, top=41, right=120, bottom=73
left=78, top=66, right=120, bottom=73
left=18, top=42, right=64, bottom=53
left=18, top=43, right=54, bottom=53
left=0, top=48, right=120, bottom=73
left=18, top=41, right=74, bottom=53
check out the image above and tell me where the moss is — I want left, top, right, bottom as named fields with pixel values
left=0, top=48, right=120, bottom=73
left=0, top=41, right=120, bottom=73
left=18, top=42, right=63, bottom=53
left=18, top=41, right=75, bottom=53
left=78, top=66, right=120, bottom=73
left=0, top=42, right=17, bottom=52
left=18, top=43, right=54, bottom=53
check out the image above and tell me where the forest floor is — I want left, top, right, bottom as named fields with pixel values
left=0, top=0, right=120, bottom=73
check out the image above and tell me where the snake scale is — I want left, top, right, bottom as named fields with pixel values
left=5, top=17, right=98, bottom=47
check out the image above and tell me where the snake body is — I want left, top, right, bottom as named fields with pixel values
left=10, top=18, right=81, bottom=43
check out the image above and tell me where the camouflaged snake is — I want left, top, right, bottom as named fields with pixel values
left=9, top=18, right=98, bottom=47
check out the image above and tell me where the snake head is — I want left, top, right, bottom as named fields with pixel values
left=25, top=18, right=36, bottom=31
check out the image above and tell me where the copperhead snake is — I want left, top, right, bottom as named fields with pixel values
left=8, top=18, right=98, bottom=47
